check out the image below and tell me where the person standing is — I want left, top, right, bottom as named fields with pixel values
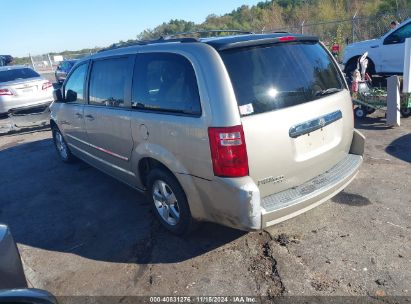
left=390, top=20, right=399, bottom=29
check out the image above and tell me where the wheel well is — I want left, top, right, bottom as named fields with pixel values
left=138, top=157, right=175, bottom=188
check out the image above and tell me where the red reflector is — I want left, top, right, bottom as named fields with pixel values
left=279, top=36, right=295, bottom=42
left=0, top=89, right=13, bottom=96
left=42, top=81, right=52, bottom=90
left=208, top=125, right=249, bottom=177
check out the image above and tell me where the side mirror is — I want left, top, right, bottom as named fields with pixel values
left=53, top=89, right=64, bottom=102
left=384, top=34, right=402, bottom=45
left=0, top=224, right=27, bottom=289
left=65, top=89, right=77, bottom=103
left=0, top=225, right=57, bottom=304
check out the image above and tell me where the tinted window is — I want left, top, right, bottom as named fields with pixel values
left=132, top=53, right=201, bottom=115
left=89, top=57, right=129, bottom=107
left=0, top=68, right=39, bottom=83
left=64, top=63, right=88, bottom=103
left=390, top=22, right=411, bottom=43
left=220, top=42, right=344, bottom=116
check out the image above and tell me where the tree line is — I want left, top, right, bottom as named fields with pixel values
left=13, top=0, right=411, bottom=63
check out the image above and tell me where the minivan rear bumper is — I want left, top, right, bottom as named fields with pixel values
left=186, top=129, right=364, bottom=231
left=261, top=153, right=362, bottom=228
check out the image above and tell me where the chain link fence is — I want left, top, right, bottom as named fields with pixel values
left=262, top=9, right=411, bottom=56
left=29, top=52, right=93, bottom=74
left=29, top=54, right=54, bottom=73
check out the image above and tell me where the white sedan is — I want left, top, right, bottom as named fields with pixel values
left=0, top=66, right=53, bottom=116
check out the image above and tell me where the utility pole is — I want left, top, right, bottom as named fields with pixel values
left=47, top=54, right=53, bottom=72
left=395, top=0, right=399, bottom=19
left=351, top=12, right=358, bottom=43
left=29, top=53, right=36, bottom=71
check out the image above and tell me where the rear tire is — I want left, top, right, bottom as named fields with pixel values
left=52, top=126, right=74, bottom=163
left=147, top=168, right=194, bottom=235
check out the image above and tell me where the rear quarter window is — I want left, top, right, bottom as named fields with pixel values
left=220, top=42, right=345, bottom=116
left=131, top=53, right=201, bottom=116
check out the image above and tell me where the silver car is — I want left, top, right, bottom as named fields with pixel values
left=0, top=66, right=53, bottom=115
left=55, top=59, right=78, bottom=84
left=50, top=32, right=365, bottom=235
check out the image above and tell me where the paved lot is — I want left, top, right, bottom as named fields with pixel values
left=0, top=112, right=410, bottom=299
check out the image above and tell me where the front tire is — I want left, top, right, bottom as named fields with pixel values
left=52, top=126, right=74, bottom=162
left=147, top=168, right=194, bottom=235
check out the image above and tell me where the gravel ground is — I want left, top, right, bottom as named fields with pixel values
left=0, top=111, right=409, bottom=301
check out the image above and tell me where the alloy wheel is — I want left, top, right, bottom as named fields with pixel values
left=152, top=180, right=180, bottom=226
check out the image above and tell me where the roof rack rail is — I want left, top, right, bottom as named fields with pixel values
left=161, top=29, right=254, bottom=40
left=98, top=37, right=200, bottom=53
left=98, top=41, right=147, bottom=52
left=97, top=30, right=253, bottom=53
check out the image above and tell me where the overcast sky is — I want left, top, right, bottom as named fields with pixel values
left=2, top=0, right=262, bottom=57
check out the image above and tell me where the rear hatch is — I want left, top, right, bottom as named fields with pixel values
left=219, top=38, right=354, bottom=197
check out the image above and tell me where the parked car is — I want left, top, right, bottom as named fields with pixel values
left=343, top=18, right=411, bottom=76
left=0, top=55, right=13, bottom=67
left=0, top=66, right=53, bottom=116
left=0, top=224, right=57, bottom=304
left=55, top=59, right=78, bottom=84
left=50, top=32, right=364, bottom=235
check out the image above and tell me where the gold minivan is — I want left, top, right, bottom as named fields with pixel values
left=50, top=32, right=364, bottom=234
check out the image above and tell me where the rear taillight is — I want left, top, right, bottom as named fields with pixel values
left=208, top=125, right=249, bottom=177
left=42, top=81, right=52, bottom=90
left=0, top=89, right=13, bottom=96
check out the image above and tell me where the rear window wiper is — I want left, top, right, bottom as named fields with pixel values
left=314, top=88, right=342, bottom=97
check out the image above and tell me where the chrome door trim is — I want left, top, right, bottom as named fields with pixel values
left=289, top=110, right=342, bottom=138
left=68, top=143, right=136, bottom=177
left=66, top=133, right=129, bottom=161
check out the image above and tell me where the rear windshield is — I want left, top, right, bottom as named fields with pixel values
left=219, top=42, right=345, bottom=116
left=0, top=68, right=40, bottom=83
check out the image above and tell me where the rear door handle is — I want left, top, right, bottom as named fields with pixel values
left=75, top=113, right=83, bottom=118
left=85, top=114, right=95, bottom=121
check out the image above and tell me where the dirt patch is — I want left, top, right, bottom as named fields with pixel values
left=331, top=192, right=371, bottom=206
left=129, top=225, right=285, bottom=296
left=245, top=231, right=285, bottom=298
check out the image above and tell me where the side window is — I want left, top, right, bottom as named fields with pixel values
left=385, top=22, right=411, bottom=44
left=64, top=63, right=88, bottom=103
left=132, top=53, right=201, bottom=115
left=89, top=57, right=130, bottom=107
